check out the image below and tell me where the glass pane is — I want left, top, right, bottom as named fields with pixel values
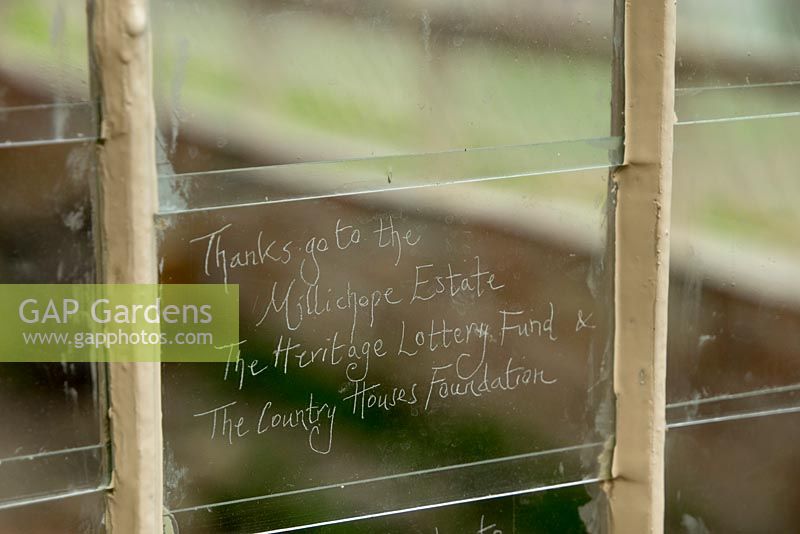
left=667, top=117, right=800, bottom=425
left=665, top=411, right=800, bottom=533
left=220, top=482, right=604, bottom=534
left=152, top=0, right=618, bottom=173
left=0, top=490, right=106, bottom=533
left=675, top=0, right=800, bottom=121
left=158, top=167, right=614, bottom=532
left=0, top=139, right=108, bottom=504
left=159, top=136, right=622, bottom=214
left=0, top=0, right=90, bottom=107
left=0, top=102, right=96, bottom=145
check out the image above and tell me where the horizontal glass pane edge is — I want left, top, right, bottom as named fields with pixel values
left=0, top=442, right=109, bottom=508
left=667, top=384, right=800, bottom=410
left=676, top=111, right=800, bottom=126
left=168, top=442, right=602, bottom=515
left=667, top=405, right=800, bottom=430
left=0, top=443, right=106, bottom=464
left=252, top=478, right=602, bottom=534
left=0, top=136, right=98, bottom=150
left=163, top=136, right=623, bottom=179
left=165, top=443, right=602, bottom=533
left=0, top=101, right=97, bottom=146
left=0, top=484, right=108, bottom=512
left=667, top=384, right=800, bottom=428
left=676, top=82, right=800, bottom=124
left=158, top=136, right=622, bottom=214
left=0, top=102, right=93, bottom=113
left=676, top=80, right=800, bottom=94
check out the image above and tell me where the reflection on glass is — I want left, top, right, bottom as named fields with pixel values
left=667, top=118, right=800, bottom=423
left=152, top=0, right=616, bottom=173
left=158, top=168, right=614, bottom=532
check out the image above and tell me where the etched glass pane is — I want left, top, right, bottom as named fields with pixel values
left=158, top=167, right=614, bottom=531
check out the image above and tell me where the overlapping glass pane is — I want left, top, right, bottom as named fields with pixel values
left=169, top=481, right=602, bottom=534
left=675, top=0, right=800, bottom=122
left=0, top=140, right=107, bottom=506
left=667, top=117, right=800, bottom=424
left=152, top=0, right=618, bottom=174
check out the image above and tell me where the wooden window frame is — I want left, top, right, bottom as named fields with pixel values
left=89, top=0, right=676, bottom=532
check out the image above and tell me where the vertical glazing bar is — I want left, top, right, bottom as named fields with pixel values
left=609, top=0, right=675, bottom=532
left=88, top=0, right=162, bottom=532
